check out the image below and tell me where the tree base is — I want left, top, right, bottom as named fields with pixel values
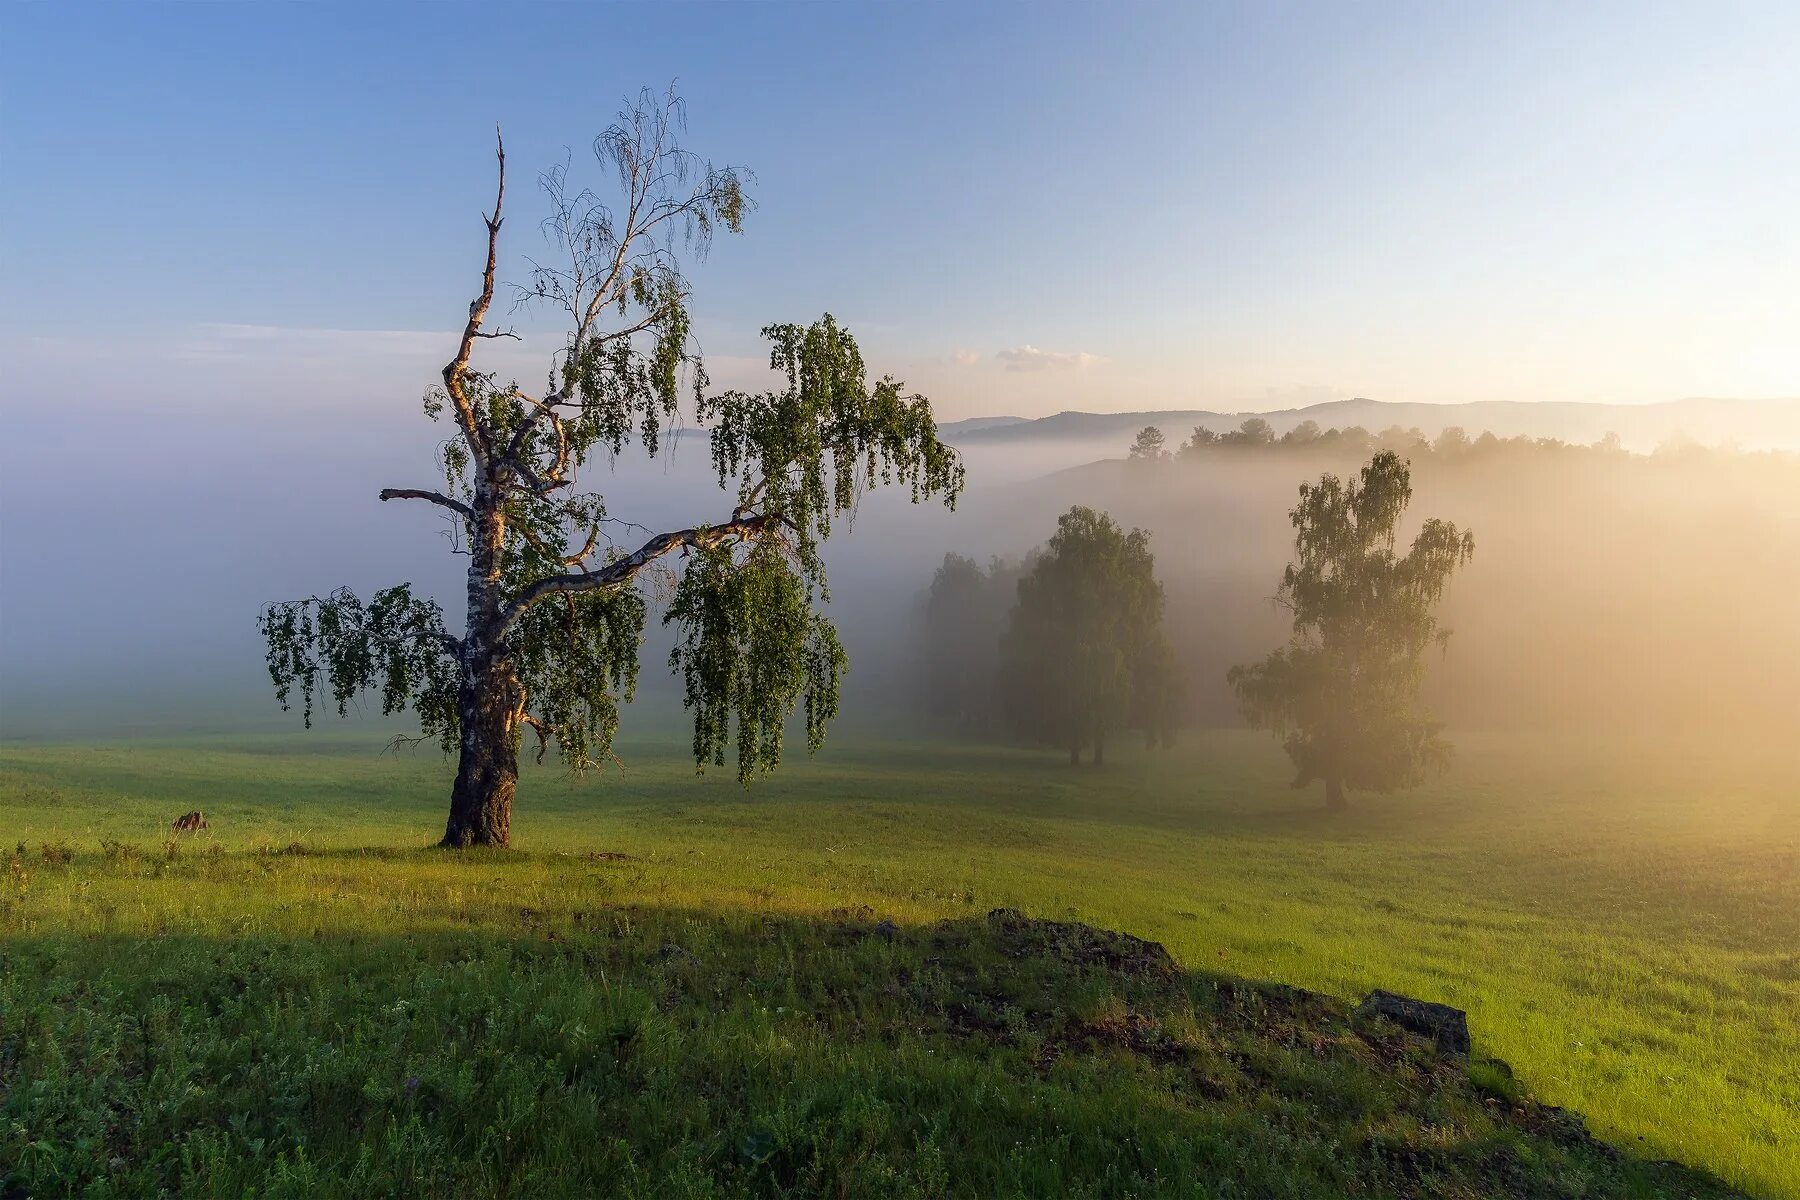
left=441, top=764, right=515, bottom=848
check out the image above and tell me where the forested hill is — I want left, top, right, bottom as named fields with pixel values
left=943, top=396, right=1800, bottom=451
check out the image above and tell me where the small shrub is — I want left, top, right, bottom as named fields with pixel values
left=39, top=842, right=75, bottom=867
left=99, top=840, right=142, bottom=866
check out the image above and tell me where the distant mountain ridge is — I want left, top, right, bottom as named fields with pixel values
left=935, top=415, right=1032, bottom=436
left=945, top=397, right=1800, bottom=451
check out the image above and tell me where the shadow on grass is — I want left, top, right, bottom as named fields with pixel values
left=1, top=904, right=1744, bottom=1200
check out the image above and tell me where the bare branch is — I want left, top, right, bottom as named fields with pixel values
left=378, top=488, right=475, bottom=521
left=441, top=126, right=508, bottom=466
left=383, top=731, right=436, bottom=756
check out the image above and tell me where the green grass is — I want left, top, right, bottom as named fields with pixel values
left=1, top=729, right=1793, bottom=1197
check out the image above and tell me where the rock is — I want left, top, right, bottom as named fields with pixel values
left=1356, top=989, right=1470, bottom=1056
left=873, top=919, right=899, bottom=941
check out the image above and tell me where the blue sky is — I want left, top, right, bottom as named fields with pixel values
left=5, top=0, right=1799, bottom=419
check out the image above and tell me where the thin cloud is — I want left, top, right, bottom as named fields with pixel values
left=952, top=349, right=982, bottom=366
left=997, top=344, right=1107, bottom=372
left=176, top=323, right=450, bottom=362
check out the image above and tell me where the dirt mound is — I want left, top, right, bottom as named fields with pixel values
left=979, top=906, right=1178, bottom=977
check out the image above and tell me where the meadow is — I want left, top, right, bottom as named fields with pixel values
left=1, top=728, right=1793, bottom=1197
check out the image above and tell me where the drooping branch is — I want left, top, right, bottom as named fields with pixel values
left=378, top=488, right=475, bottom=521
left=258, top=585, right=461, bottom=744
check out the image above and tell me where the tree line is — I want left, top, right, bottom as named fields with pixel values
left=917, top=451, right=1473, bottom=809
left=1128, top=418, right=1699, bottom=462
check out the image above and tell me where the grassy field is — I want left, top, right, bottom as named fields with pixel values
left=1, top=728, right=1794, bottom=1197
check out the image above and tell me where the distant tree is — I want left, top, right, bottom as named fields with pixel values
left=1178, top=425, right=1220, bottom=456
left=1314, top=425, right=1374, bottom=453
left=1282, top=420, right=1322, bottom=446
left=1378, top=425, right=1428, bottom=453
left=1223, top=417, right=1275, bottom=446
left=1129, top=425, right=1168, bottom=461
left=916, top=553, right=1024, bottom=733
left=258, top=89, right=963, bottom=848
left=999, top=507, right=1177, bottom=765
left=1228, top=452, right=1473, bottom=811
left=1433, top=426, right=1470, bottom=455
left=1655, top=431, right=1702, bottom=457
left=1594, top=431, right=1624, bottom=454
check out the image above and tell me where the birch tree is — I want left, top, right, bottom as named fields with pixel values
left=1228, top=452, right=1472, bottom=810
left=259, top=89, right=963, bottom=847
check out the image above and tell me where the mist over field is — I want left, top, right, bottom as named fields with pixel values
left=10, top=393, right=1800, bottom=744
left=896, top=428, right=1800, bottom=735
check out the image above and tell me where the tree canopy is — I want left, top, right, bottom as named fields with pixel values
left=999, top=506, right=1178, bottom=765
left=1227, top=452, right=1473, bottom=809
left=259, top=88, right=963, bottom=846
left=1128, top=425, right=1168, bottom=461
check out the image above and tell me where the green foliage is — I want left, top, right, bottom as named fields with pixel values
left=701, top=314, right=965, bottom=588
left=259, top=586, right=459, bottom=751
left=1229, top=452, right=1474, bottom=801
left=258, top=90, right=961, bottom=817
left=656, top=313, right=958, bottom=779
left=509, top=584, right=646, bottom=770
left=14, top=915, right=1680, bottom=1200
left=666, top=539, right=847, bottom=782
left=999, top=507, right=1178, bottom=760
